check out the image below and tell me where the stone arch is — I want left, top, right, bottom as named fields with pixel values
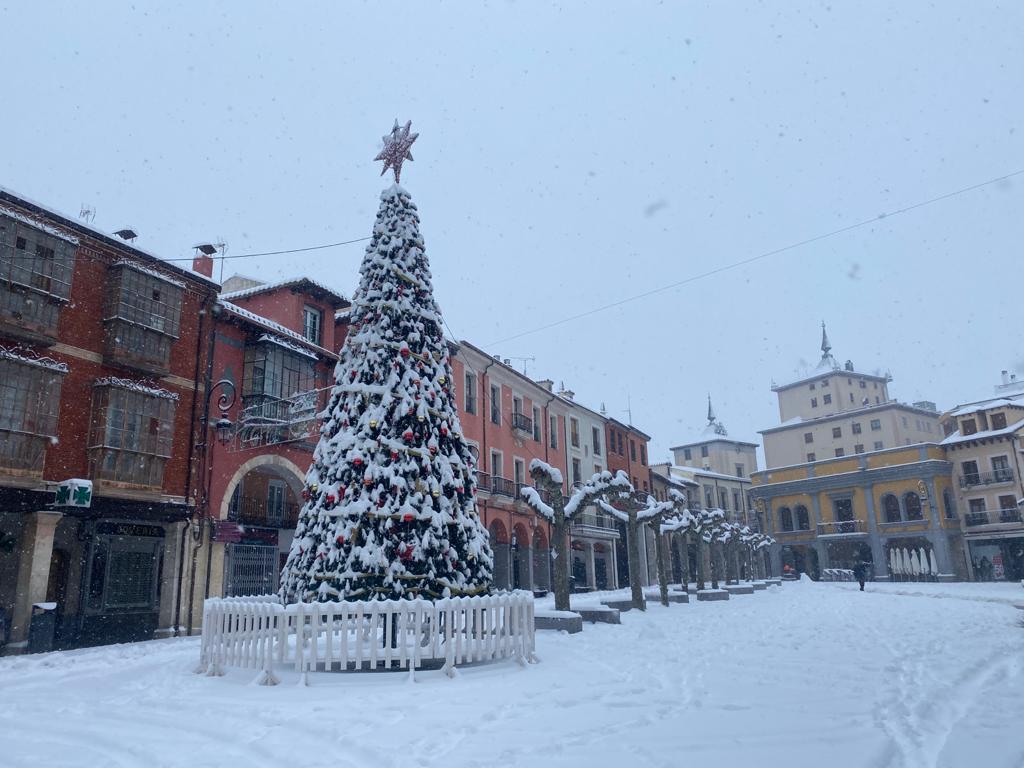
left=219, top=454, right=307, bottom=521
left=488, top=519, right=510, bottom=590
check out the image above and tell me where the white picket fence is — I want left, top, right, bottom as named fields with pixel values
left=196, top=591, right=536, bottom=684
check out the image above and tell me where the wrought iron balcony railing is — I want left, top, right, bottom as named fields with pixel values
left=817, top=519, right=866, bottom=535
left=511, top=412, right=533, bottom=433
left=959, top=469, right=1014, bottom=488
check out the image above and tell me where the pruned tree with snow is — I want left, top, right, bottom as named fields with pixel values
left=280, top=173, right=492, bottom=603
left=694, top=508, right=726, bottom=590
left=596, top=475, right=672, bottom=610
left=522, top=463, right=631, bottom=611
left=661, top=489, right=695, bottom=597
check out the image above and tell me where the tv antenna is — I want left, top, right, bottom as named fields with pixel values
left=78, top=204, right=95, bottom=224
left=507, top=356, right=536, bottom=376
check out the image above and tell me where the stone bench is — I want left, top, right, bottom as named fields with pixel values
left=534, top=610, right=583, bottom=634
left=724, top=584, right=754, bottom=595
left=696, top=589, right=730, bottom=602
left=766, top=578, right=783, bottom=586
left=751, top=581, right=768, bottom=591
left=601, top=598, right=645, bottom=612
left=577, top=606, right=622, bottom=624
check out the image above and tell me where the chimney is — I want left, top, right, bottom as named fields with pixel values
left=1002, top=370, right=1010, bottom=385
left=557, top=383, right=575, bottom=400
left=537, top=379, right=554, bottom=392
left=193, top=254, right=214, bottom=278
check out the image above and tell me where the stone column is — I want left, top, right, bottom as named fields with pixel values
left=586, top=541, right=597, bottom=589
left=157, top=522, right=187, bottom=638
left=8, top=511, right=62, bottom=650
left=609, top=539, right=618, bottom=589
left=862, top=484, right=886, bottom=578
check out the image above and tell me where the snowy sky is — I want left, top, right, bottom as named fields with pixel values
left=3, top=1, right=1022, bottom=465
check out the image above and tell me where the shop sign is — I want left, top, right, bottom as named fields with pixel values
left=96, top=521, right=165, bottom=538
left=54, top=478, right=93, bottom=508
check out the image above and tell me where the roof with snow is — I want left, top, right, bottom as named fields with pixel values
left=945, top=394, right=1024, bottom=418
left=0, top=186, right=219, bottom=290
left=758, top=400, right=938, bottom=435
left=220, top=300, right=338, bottom=359
left=221, top=277, right=348, bottom=307
left=940, top=419, right=1024, bottom=447
left=667, top=464, right=750, bottom=483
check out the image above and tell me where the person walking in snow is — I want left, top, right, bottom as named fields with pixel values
left=853, top=560, right=868, bottom=591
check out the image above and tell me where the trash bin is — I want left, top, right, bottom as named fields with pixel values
left=28, top=602, right=57, bottom=654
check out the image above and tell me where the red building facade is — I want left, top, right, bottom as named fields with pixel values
left=0, top=189, right=219, bottom=652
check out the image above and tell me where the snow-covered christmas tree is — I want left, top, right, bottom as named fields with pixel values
left=280, top=121, right=493, bottom=603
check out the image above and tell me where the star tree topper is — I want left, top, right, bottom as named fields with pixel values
left=374, top=119, right=419, bottom=184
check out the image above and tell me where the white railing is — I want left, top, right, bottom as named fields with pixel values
left=197, top=592, right=536, bottom=684
left=821, top=568, right=856, bottom=581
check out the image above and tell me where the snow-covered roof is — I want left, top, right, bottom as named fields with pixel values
left=220, top=301, right=337, bottom=359
left=0, top=186, right=219, bottom=289
left=113, top=259, right=186, bottom=288
left=946, top=395, right=1024, bottom=418
left=221, top=277, right=348, bottom=306
left=0, top=203, right=79, bottom=245
left=940, top=419, right=1024, bottom=446
left=94, top=377, right=179, bottom=401
left=669, top=464, right=749, bottom=483
left=257, top=333, right=319, bottom=360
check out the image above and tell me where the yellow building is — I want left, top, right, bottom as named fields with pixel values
left=750, top=445, right=965, bottom=579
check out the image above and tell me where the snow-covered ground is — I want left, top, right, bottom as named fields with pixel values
left=2, top=580, right=1022, bottom=768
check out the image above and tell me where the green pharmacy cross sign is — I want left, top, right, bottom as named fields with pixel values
left=54, top=479, right=93, bottom=508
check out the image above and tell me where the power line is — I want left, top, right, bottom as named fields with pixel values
left=163, top=236, right=372, bottom=262
left=487, top=167, right=1024, bottom=346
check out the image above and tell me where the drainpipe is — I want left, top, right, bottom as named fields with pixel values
left=480, top=357, right=497, bottom=474
left=186, top=301, right=221, bottom=635
left=174, top=292, right=211, bottom=637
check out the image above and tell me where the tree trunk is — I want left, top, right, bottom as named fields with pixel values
left=654, top=522, right=669, bottom=607
left=694, top=533, right=705, bottom=591
left=626, top=514, right=645, bottom=610
left=710, top=541, right=720, bottom=590
left=552, top=510, right=570, bottom=612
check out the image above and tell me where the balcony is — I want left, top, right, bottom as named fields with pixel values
left=817, top=519, right=866, bottom=536
left=228, top=495, right=299, bottom=528
left=511, top=412, right=533, bottom=434
left=965, top=508, right=1023, bottom=527
left=475, top=473, right=517, bottom=498
left=571, top=511, right=620, bottom=536
left=959, top=469, right=1014, bottom=489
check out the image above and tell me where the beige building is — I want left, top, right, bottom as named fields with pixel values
left=761, top=325, right=940, bottom=467
left=939, top=372, right=1024, bottom=581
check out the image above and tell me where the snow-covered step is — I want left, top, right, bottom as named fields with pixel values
left=576, top=606, right=621, bottom=624
left=696, top=589, right=730, bottom=602
left=534, top=610, right=583, bottom=634
left=724, top=584, right=755, bottom=595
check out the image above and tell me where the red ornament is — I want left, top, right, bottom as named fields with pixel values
left=440, top=427, right=448, bottom=436
left=336, top=535, right=345, bottom=544
left=391, top=450, right=399, bottom=460
left=353, top=458, right=363, bottom=467
left=301, top=489, right=311, bottom=500
left=400, top=347, right=411, bottom=358
left=403, top=513, right=414, bottom=522
left=403, top=429, right=414, bottom=442
left=326, top=494, right=336, bottom=504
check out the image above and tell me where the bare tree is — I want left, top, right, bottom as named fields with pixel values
left=521, top=462, right=631, bottom=612
left=659, top=490, right=695, bottom=605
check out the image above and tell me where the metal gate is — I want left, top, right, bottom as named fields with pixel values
left=225, top=544, right=279, bottom=597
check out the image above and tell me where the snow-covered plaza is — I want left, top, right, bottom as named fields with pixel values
left=2, top=580, right=1022, bottom=768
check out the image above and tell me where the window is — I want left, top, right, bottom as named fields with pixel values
left=592, top=426, right=601, bottom=455
left=823, top=394, right=832, bottom=405
left=903, top=492, right=923, bottom=521
left=968, top=498, right=986, bottom=513
left=833, top=499, right=854, bottom=528
left=0, top=214, right=76, bottom=339
left=103, top=263, right=183, bottom=373
left=549, top=414, right=558, bottom=449
left=870, top=419, right=882, bottom=431
left=849, top=393, right=854, bottom=403
left=719, top=488, right=728, bottom=509
left=873, top=441, right=884, bottom=450
left=512, top=395, right=523, bottom=417
left=640, top=445, right=647, bottom=465
left=733, top=490, right=741, bottom=510
left=834, top=448, right=844, bottom=457
left=852, top=422, right=862, bottom=434
left=490, top=385, right=500, bottom=424
left=617, top=432, right=624, bottom=454
left=991, top=455, right=1012, bottom=482
left=859, top=379, right=867, bottom=389
left=533, top=406, right=541, bottom=441
left=464, top=372, right=477, bottom=414
left=569, top=417, right=580, bottom=448
left=961, top=460, right=980, bottom=485
left=806, top=452, right=816, bottom=462
left=735, top=463, right=744, bottom=478
left=489, top=450, right=502, bottom=477
left=943, top=489, right=956, bottom=519
left=89, top=380, right=177, bottom=489
left=809, top=382, right=816, bottom=390
left=302, top=305, right=322, bottom=345
left=832, top=427, right=842, bottom=438
left=990, top=412, right=1007, bottom=430
left=779, top=507, right=794, bottom=531
left=683, top=448, right=692, bottom=461
left=239, top=339, right=316, bottom=445
left=513, top=458, right=525, bottom=486
left=795, top=505, right=810, bottom=530
left=643, top=480, right=649, bottom=492
left=901, top=416, right=908, bottom=428
left=704, top=487, right=714, bottom=507
left=572, top=458, right=581, bottom=486
left=0, top=351, right=66, bottom=474
left=960, top=418, right=976, bottom=435
left=821, top=378, right=829, bottom=387
left=700, top=445, right=709, bottom=458
left=854, top=444, right=864, bottom=454
left=882, top=494, right=901, bottom=523
left=811, top=397, right=818, bottom=408
left=998, top=495, right=1016, bottom=516
left=804, top=432, right=814, bottom=444
left=630, top=440, right=637, bottom=461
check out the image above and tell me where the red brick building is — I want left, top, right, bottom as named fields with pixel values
left=0, top=189, right=219, bottom=652
left=184, top=275, right=348, bottom=627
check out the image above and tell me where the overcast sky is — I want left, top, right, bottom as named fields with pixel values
left=3, top=1, right=1022, bottom=465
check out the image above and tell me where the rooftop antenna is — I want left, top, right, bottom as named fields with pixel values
left=507, top=356, right=535, bottom=376
left=624, top=391, right=633, bottom=425
left=113, top=227, right=138, bottom=242
left=78, top=204, right=95, bottom=224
